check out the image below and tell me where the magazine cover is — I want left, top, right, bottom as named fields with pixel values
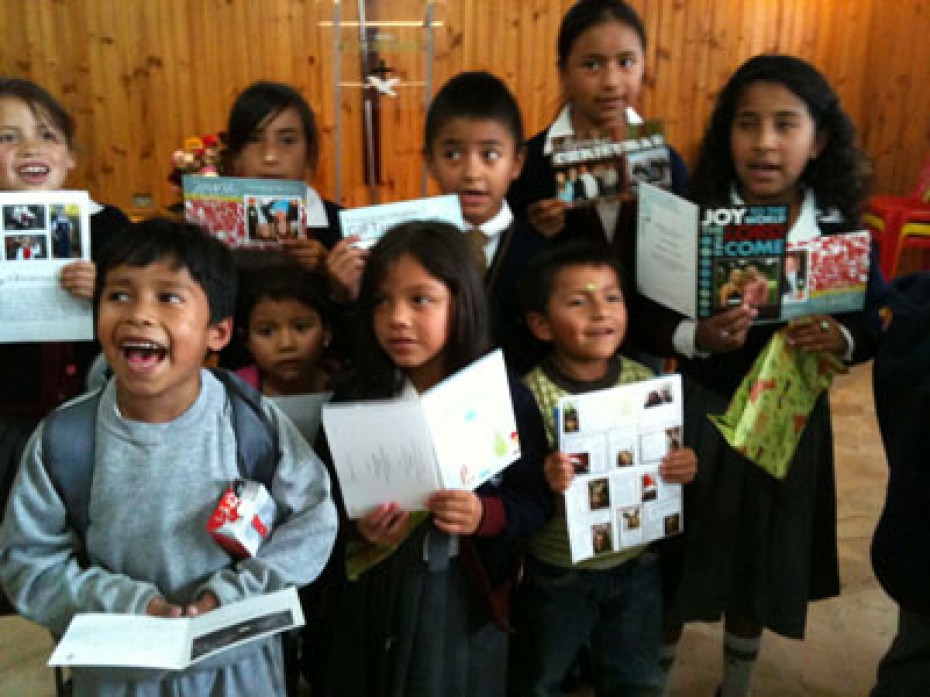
left=549, top=120, right=671, bottom=206
left=698, top=205, right=789, bottom=320
left=550, top=130, right=627, bottom=207
left=183, top=175, right=309, bottom=249
left=558, top=375, right=684, bottom=563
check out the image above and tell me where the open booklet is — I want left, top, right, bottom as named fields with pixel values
left=49, top=587, right=303, bottom=670
left=183, top=175, right=329, bottom=249
left=322, top=349, right=520, bottom=518
left=338, top=194, right=464, bottom=249
left=558, top=375, right=684, bottom=564
left=0, top=190, right=93, bottom=343
left=636, top=182, right=870, bottom=322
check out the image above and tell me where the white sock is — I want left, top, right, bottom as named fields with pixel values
left=720, top=631, right=760, bottom=697
left=657, top=640, right=679, bottom=697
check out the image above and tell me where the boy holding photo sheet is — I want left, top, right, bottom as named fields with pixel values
left=515, top=242, right=696, bottom=696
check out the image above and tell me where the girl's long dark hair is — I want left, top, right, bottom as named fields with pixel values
left=689, top=54, right=869, bottom=222
left=345, top=221, right=489, bottom=400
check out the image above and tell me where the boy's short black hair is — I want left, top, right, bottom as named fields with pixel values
left=0, top=77, right=75, bottom=149
left=424, top=71, right=524, bottom=152
left=521, top=241, right=623, bottom=316
left=94, top=218, right=237, bottom=325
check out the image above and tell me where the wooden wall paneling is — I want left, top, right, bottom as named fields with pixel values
left=869, top=0, right=929, bottom=195
left=0, top=0, right=926, bottom=208
left=311, top=1, right=339, bottom=203
left=862, top=1, right=913, bottom=195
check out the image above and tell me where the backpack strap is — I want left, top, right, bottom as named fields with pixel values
left=210, top=368, right=280, bottom=490
left=42, top=390, right=104, bottom=545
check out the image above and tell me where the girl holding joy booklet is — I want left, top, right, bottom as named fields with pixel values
left=307, top=221, right=550, bottom=697
left=656, top=55, right=887, bottom=697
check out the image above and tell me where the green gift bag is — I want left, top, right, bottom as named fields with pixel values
left=709, top=331, right=843, bottom=479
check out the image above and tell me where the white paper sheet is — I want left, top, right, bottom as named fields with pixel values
left=0, top=190, right=93, bottom=342
left=558, top=375, right=684, bottom=563
left=635, top=182, right=699, bottom=318
left=338, top=195, right=465, bottom=249
left=49, top=587, right=304, bottom=670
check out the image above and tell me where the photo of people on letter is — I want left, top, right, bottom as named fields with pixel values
left=558, top=375, right=684, bottom=563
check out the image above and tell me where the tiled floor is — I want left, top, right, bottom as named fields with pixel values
left=0, top=363, right=897, bottom=696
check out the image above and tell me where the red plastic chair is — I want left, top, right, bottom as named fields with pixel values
left=863, top=154, right=930, bottom=277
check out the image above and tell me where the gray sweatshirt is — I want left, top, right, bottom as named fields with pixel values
left=0, top=370, right=338, bottom=696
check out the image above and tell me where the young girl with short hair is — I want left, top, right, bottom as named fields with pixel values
left=310, top=221, right=551, bottom=697
left=0, top=80, right=129, bottom=569
left=658, top=54, right=887, bottom=697
left=507, top=0, right=688, bottom=244
left=233, top=260, right=334, bottom=396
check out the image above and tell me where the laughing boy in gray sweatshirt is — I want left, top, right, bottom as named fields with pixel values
left=0, top=218, right=337, bottom=696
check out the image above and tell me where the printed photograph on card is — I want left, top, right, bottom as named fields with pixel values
left=3, top=203, right=45, bottom=231
left=49, top=204, right=84, bottom=259
left=623, top=121, right=672, bottom=192
left=618, top=505, right=645, bottom=547
left=550, top=132, right=627, bottom=207
left=587, top=478, right=611, bottom=511
left=781, top=249, right=809, bottom=303
left=4, top=233, right=47, bottom=260
left=591, top=522, right=614, bottom=555
left=569, top=451, right=591, bottom=475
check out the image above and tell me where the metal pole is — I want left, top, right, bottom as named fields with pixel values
left=421, top=2, right=435, bottom=197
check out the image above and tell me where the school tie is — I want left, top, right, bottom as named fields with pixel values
left=465, top=226, right=489, bottom=271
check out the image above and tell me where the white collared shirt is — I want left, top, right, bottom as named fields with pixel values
left=542, top=105, right=644, bottom=242
left=470, top=201, right=514, bottom=271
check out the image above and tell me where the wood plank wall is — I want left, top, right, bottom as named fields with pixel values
left=0, top=0, right=926, bottom=215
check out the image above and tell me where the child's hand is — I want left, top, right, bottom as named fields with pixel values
left=325, top=235, right=368, bottom=303
left=427, top=490, right=483, bottom=535
left=527, top=199, right=569, bottom=238
left=356, top=502, right=410, bottom=547
left=185, top=591, right=219, bottom=617
left=659, top=446, right=698, bottom=484
left=784, top=315, right=849, bottom=357
left=544, top=451, right=576, bottom=494
left=146, top=596, right=183, bottom=618
left=695, top=304, right=757, bottom=353
left=280, top=238, right=327, bottom=271
left=59, top=260, right=96, bottom=299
